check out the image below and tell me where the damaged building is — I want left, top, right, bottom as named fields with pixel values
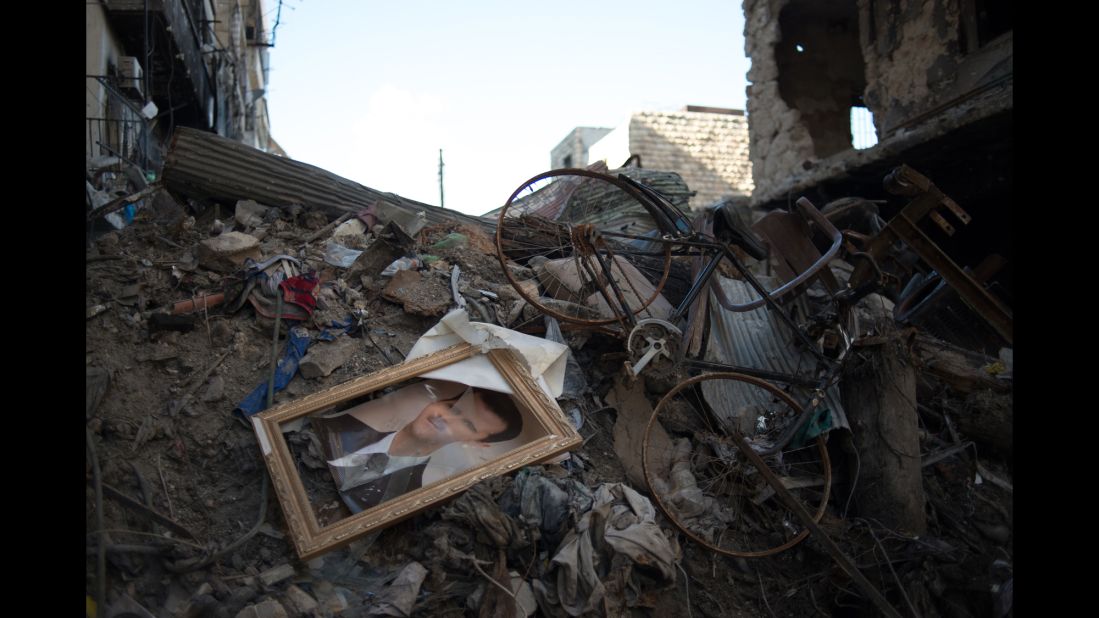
left=554, top=107, right=756, bottom=211
left=86, top=0, right=281, bottom=182
left=742, top=0, right=1012, bottom=350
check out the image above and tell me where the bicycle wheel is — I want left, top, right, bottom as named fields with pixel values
left=495, top=169, right=673, bottom=327
left=641, top=372, right=832, bottom=558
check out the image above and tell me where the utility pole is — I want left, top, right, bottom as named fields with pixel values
left=438, top=148, right=445, bottom=208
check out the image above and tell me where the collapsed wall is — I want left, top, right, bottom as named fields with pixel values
left=743, top=0, right=1012, bottom=196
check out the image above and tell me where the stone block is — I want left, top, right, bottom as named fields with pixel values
left=197, top=232, right=261, bottom=273
left=382, top=269, right=452, bottom=316
left=234, top=599, right=288, bottom=618
left=283, top=585, right=319, bottom=614
left=331, top=217, right=368, bottom=248
left=299, top=336, right=360, bottom=379
left=235, top=200, right=272, bottom=228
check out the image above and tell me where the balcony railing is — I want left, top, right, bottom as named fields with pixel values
left=86, top=76, right=162, bottom=173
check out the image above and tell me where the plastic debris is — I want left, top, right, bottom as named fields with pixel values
left=324, top=242, right=364, bottom=268
left=380, top=257, right=421, bottom=277
left=365, top=562, right=429, bottom=617
left=429, top=232, right=469, bottom=251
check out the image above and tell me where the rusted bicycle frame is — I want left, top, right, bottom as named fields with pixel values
left=596, top=188, right=852, bottom=378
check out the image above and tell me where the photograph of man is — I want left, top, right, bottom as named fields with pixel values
left=311, top=383, right=523, bottom=514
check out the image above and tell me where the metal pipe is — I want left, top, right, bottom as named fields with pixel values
left=670, top=249, right=725, bottom=321
left=712, top=197, right=843, bottom=313
left=267, top=295, right=283, bottom=408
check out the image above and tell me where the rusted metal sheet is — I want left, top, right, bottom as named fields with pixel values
left=702, top=275, right=848, bottom=431
left=851, top=164, right=1012, bottom=344
left=500, top=161, right=610, bottom=221
left=161, top=127, right=494, bottom=231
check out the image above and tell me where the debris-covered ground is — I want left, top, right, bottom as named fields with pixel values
left=86, top=155, right=1012, bottom=618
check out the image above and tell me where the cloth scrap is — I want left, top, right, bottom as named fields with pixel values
left=365, top=562, right=428, bottom=617
left=595, top=484, right=679, bottom=581
left=279, top=274, right=319, bottom=315
left=538, top=482, right=679, bottom=617
left=442, top=483, right=530, bottom=550
left=233, top=326, right=312, bottom=419
left=498, top=467, right=581, bottom=548
left=316, top=315, right=356, bottom=342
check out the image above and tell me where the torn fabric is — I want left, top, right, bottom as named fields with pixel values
left=497, top=467, right=578, bottom=547
left=442, top=483, right=530, bottom=550
left=233, top=326, right=312, bottom=419
left=539, top=482, right=679, bottom=616
left=365, top=562, right=428, bottom=617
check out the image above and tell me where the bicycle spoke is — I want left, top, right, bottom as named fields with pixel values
left=642, top=372, right=832, bottom=558
left=496, top=169, right=672, bottom=326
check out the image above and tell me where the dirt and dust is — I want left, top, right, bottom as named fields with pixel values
left=86, top=195, right=1012, bottom=618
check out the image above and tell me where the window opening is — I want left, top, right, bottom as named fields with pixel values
left=850, top=106, right=878, bottom=149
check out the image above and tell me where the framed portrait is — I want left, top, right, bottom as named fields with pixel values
left=251, top=342, right=582, bottom=560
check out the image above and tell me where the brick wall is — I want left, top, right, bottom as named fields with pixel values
left=560, top=109, right=754, bottom=211
left=627, top=110, right=754, bottom=210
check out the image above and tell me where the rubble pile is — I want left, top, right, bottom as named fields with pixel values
left=86, top=137, right=1012, bottom=618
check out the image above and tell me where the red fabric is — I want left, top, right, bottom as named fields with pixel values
left=279, top=274, right=319, bottom=314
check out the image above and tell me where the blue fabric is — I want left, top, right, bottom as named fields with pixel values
left=233, top=326, right=313, bottom=419
left=316, top=315, right=356, bottom=341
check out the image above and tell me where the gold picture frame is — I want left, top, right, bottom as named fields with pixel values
left=251, top=342, right=582, bottom=560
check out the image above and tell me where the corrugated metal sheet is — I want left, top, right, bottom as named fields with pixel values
left=162, top=127, right=495, bottom=231
left=505, top=170, right=590, bottom=221
left=566, top=168, right=693, bottom=255
left=702, top=275, right=849, bottom=433
left=488, top=161, right=611, bottom=221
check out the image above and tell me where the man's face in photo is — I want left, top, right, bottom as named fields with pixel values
left=407, top=388, right=508, bottom=450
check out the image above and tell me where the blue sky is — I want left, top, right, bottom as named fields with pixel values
left=266, top=1, right=749, bottom=216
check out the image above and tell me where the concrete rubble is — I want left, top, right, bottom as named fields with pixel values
left=87, top=3, right=1011, bottom=611
left=86, top=137, right=1012, bottom=618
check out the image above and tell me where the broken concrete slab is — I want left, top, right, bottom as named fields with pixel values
left=236, top=199, right=273, bottom=228
left=197, top=231, right=262, bottom=273
left=257, top=563, right=296, bottom=587
left=350, top=236, right=406, bottom=282
left=234, top=598, right=289, bottom=618
left=299, top=336, right=360, bottom=379
left=331, top=217, right=369, bottom=249
left=382, top=269, right=452, bottom=316
left=282, top=585, right=319, bottom=615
